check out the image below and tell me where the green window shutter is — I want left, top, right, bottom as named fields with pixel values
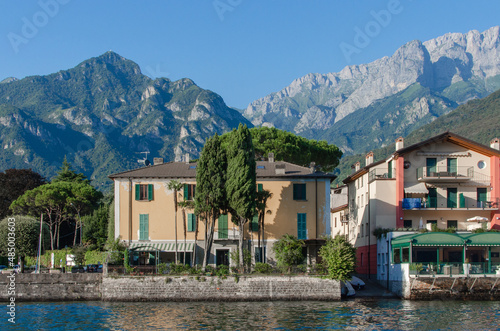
left=297, top=213, right=307, bottom=240
left=148, top=184, right=154, bottom=201
left=447, top=188, right=457, bottom=208
left=447, top=158, right=457, bottom=174
left=139, top=214, right=149, bottom=240
left=258, top=184, right=263, bottom=192
left=135, top=184, right=140, bottom=200
left=218, top=214, right=228, bottom=239
left=426, top=158, right=437, bottom=176
left=477, top=188, right=487, bottom=207
left=301, top=184, right=306, bottom=200
left=388, top=160, right=393, bottom=179
left=293, top=184, right=306, bottom=200
left=459, top=193, right=465, bottom=208
left=293, top=184, right=298, bottom=200
left=251, top=215, right=259, bottom=232
left=184, top=184, right=189, bottom=201
left=188, top=214, right=195, bottom=232
left=428, top=188, right=437, bottom=208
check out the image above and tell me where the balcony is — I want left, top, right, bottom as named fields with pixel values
left=402, top=197, right=499, bottom=210
left=416, top=166, right=474, bottom=182
left=214, top=228, right=239, bottom=240
left=368, top=168, right=395, bottom=182
left=409, top=262, right=500, bottom=276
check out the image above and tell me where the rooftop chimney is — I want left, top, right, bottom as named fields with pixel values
left=354, top=161, right=360, bottom=172
left=365, top=151, right=374, bottom=166
left=490, top=138, right=500, bottom=150
left=153, top=157, right=164, bottom=165
left=395, top=137, right=404, bottom=151
left=184, top=153, right=190, bottom=164
left=268, top=152, right=275, bottom=163
left=309, top=162, right=316, bottom=173
left=275, top=164, right=286, bottom=175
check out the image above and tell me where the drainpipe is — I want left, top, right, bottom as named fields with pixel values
left=129, top=178, right=132, bottom=246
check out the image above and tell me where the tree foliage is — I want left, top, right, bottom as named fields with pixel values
left=319, top=235, right=357, bottom=281
left=82, top=204, right=109, bottom=250
left=195, top=133, right=228, bottom=269
left=226, top=124, right=256, bottom=270
left=0, top=168, right=46, bottom=220
left=0, top=215, right=50, bottom=272
left=221, top=126, right=342, bottom=172
left=272, top=234, right=305, bottom=273
left=52, top=156, right=90, bottom=184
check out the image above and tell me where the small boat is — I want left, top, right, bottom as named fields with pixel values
left=350, top=276, right=365, bottom=290
left=341, top=280, right=356, bottom=297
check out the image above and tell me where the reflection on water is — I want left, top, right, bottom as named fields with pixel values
left=2, top=299, right=500, bottom=330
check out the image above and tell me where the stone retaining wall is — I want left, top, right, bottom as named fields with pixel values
left=102, top=275, right=341, bottom=301
left=0, top=274, right=102, bottom=301
left=0, top=274, right=341, bottom=302
left=405, top=276, right=500, bottom=300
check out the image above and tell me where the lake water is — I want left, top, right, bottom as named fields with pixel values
left=2, top=299, right=500, bottom=330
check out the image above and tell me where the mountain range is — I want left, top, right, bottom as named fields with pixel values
left=1, top=26, right=499, bottom=191
left=0, top=52, right=250, bottom=191
left=245, top=26, right=500, bottom=154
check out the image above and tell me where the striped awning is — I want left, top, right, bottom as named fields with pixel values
left=404, top=182, right=428, bottom=194
left=128, top=242, right=194, bottom=252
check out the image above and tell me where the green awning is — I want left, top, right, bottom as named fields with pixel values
left=128, top=242, right=194, bottom=252
left=392, top=232, right=466, bottom=248
left=463, top=232, right=500, bottom=246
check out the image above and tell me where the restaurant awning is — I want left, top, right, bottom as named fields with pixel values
left=404, top=182, right=428, bottom=195
left=463, top=232, right=500, bottom=246
left=391, top=232, right=466, bottom=248
left=128, top=242, right=195, bottom=252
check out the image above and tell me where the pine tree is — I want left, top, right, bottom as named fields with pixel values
left=226, top=124, right=256, bottom=272
left=195, top=133, right=227, bottom=269
left=52, top=156, right=89, bottom=184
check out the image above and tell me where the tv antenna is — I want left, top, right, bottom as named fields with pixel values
left=137, top=151, right=151, bottom=166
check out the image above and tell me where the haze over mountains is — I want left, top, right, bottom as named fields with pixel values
left=0, top=26, right=499, bottom=191
left=245, top=26, right=500, bottom=154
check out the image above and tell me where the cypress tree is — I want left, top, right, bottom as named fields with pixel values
left=226, top=124, right=256, bottom=271
left=195, top=133, right=227, bottom=269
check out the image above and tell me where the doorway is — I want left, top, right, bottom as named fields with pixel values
left=216, top=249, right=229, bottom=266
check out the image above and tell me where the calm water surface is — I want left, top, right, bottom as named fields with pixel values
left=2, top=299, right=500, bottom=330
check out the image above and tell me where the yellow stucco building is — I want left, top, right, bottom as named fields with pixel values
left=109, top=156, right=335, bottom=267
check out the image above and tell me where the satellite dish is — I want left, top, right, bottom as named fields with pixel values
left=144, top=159, right=150, bottom=166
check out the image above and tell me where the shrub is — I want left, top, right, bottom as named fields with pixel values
left=319, top=235, right=357, bottom=281
left=230, top=248, right=252, bottom=271
left=158, top=263, right=169, bottom=274
left=216, top=265, right=230, bottom=277
left=296, top=264, right=307, bottom=273
left=170, top=263, right=190, bottom=274
left=254, top=262, right=273, bottom=274
left=272, top=234, right=305, bottom=273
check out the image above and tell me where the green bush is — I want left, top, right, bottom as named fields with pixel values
left=319, top=235, right=357, bottom=281
left=254, top=262, right=273, bottom=274
left=216, top=265, right=230, bottom=277
left=158, top=263, right=168, bottom=274
left=170, top=263, right=190, bottom=274
left=272, top=234, right=305, bottom=273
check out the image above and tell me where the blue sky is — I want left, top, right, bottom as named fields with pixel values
left=0, top=1, right=499, bottom=109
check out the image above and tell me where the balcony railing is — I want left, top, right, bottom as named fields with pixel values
left=368, top=168, right=396, bottom=182
left=402, top=197, right=498, bottom=210
left=409, top=262, right=500, bottom=276
left=214, top=228, right=239, bottom=240
left=416, top=166, right=474, bottom=182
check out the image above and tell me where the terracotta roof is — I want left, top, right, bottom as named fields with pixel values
left=109, top=160, right=337, bottom=180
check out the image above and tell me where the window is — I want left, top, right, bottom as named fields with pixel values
left=257, top=165, right=265, bottom=170
left=404, top=220, right=412, bottom=228
left=477, top=188, right=487, bottom=207
left=135, top=184, right=154, bottom=201
left=426, top=158, right=437, bottom=176
left=257, top=183, right=263, bottom=192
left=360, top=253, right=364, bottom=266
left=478, top=160, right=486, bottom=169
left=447, top=220, right=458, bottom=229
left=388, top=160, right=393, bottom=178
left=255, top=246, right=266, bottom=263
left=251, top=215, right=259, bottom=232
left=447, top=158, right=457, bottom=174
left=184, top=184, right=196, bottom=201
left=361, top=224, right=364, bottom=237
left=293, top=183, right=306, bottom=200
left=335, top=217, right=337, bottom=228
left=360, top=176, right=363, bottom=187
left=297, top=213, right=307, bottom=240
left=188, top=213, right=196, bottom=232
left=393, top=248, right=401, bottom=263
left=447, top=188, right=457, bottom=208
left=218, top=214, right=227, bottom=238
left=139, top=214, right=149, bottom=240
left=428, top=188, right=437, bottom=208
left=402, top=248, right=409, bottom=263
left=361, top=195, right=364, bottom=207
